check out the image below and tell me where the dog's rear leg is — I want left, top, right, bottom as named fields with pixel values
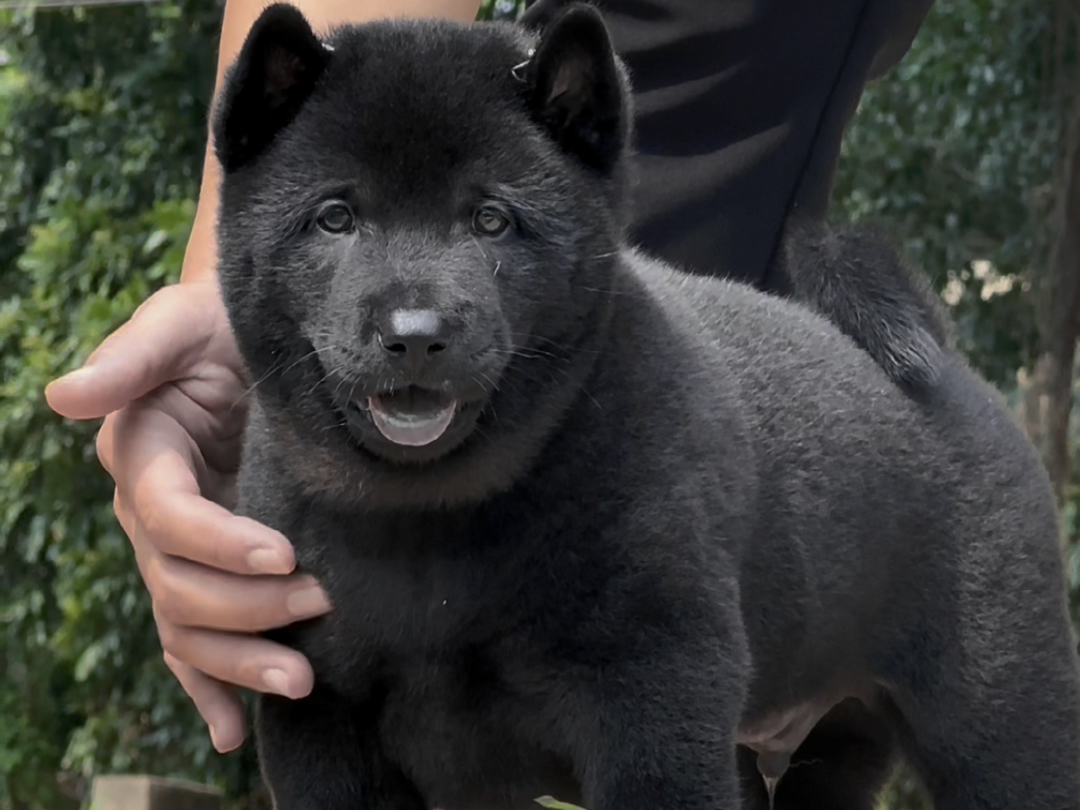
left=878, top=591, right=1080, bottom=809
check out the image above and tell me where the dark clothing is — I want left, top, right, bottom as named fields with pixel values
left=522, top=0, right=934, bottom=288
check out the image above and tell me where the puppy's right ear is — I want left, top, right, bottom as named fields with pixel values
left=213, top=3, right=330, bottom=173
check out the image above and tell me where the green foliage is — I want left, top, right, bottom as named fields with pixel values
left=476, top=0, right=524, bottom=21
left=2, top=197, right=195, bottom=807
left=535, top=797, right=588, bottom=810
left=875, top=771, right=932, bottom=810
left=0, top=2, right=262, bottom=807
left=834, top=0, right=1056, bottom=385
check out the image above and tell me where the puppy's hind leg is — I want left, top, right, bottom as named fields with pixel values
left=875, top=566, right=1080, bottom=809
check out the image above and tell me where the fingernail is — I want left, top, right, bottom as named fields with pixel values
left=247, top=547, right=291, bottom=575
left=286, top=585, right=332, bottom=618
left=208, top=724, right=222, bottom=750
left=262, top=667, right=293, bottom=697
left=55, top=367, right=95, bottom=386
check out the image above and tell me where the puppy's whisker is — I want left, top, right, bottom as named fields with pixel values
left=282, top=345, right=335, bottom=377
left=232, top=362, right=282, bottom=409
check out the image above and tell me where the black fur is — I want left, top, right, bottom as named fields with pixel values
left=523, top=5, right=627, bottom=174
left=775, top=220, right=953, bottom=396
left=214, top=6, right=1080, bottom=810
left=215, top=3, right=330, bottom=173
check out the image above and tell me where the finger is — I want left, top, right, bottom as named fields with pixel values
left=105, top=403, right=294, bottom=575
left=157, top=619, right=316, bottom=701
left=155, top=495, right=295, bottom=576
left=98, top=388, right=241, bottom=511
left=137, top=382, right=246, bottom=501
left=113, top=487, right=135, bottom=540
left=95, top=412, right=120, bottom=480
left=143, top=548, right=331, bottom=633
left=163, top=652, right=248, bottom=753
left=45, top=282, right=222, bottom=420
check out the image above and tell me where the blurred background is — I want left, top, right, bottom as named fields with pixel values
left=1, top=0, right=1078, bottom=807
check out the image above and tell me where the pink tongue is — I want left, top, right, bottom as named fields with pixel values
left=367, top=395, right=457, bottom=447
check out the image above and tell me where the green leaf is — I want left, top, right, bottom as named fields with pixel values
left=536, top=796, right=590, bottom=810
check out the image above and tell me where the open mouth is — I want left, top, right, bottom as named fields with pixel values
left=358, top=386, right=459, bottom=447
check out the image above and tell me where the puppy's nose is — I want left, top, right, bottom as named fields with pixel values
left=379, top=309, right=450, bottom=361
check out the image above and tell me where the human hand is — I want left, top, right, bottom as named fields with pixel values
left=45, top=281, right=332, bottom=753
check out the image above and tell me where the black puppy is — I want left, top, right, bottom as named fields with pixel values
left=213, top=5, right=1080, bottom=809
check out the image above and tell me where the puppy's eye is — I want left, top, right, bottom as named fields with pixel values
left=317, top=202, right=356, bottom=234
left=472, top=205, right=511, bottom=237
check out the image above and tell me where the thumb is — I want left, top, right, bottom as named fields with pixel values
left=46, top=283, right=220, bottom=420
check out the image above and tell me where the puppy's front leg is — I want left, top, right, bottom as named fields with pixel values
left=258, top=690, right=425, bottom=810
left=564, top=638, right=748, bottom=810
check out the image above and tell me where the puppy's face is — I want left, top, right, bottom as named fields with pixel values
left=215, top=4, right=628, bottom=468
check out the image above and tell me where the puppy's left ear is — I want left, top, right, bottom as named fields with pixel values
left=525, top=4, right=627, bottom=173
left=213, top=3, right=330, bottom=172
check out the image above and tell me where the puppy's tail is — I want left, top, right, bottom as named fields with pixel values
left=775, top=222, right=953, bottom=395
